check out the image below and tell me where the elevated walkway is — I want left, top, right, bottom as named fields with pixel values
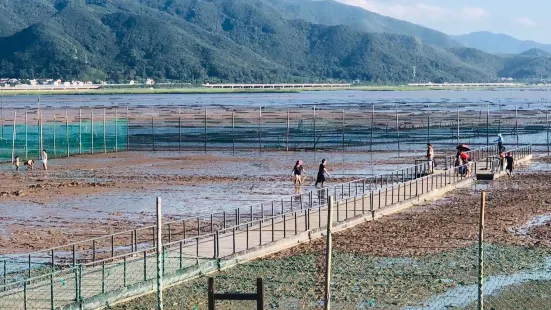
left=0, top=145, right=532, bottom=309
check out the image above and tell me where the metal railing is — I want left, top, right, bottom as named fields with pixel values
left=0, top=145, right=533, bottom=309
left=0, top=145, right=503, bottom=284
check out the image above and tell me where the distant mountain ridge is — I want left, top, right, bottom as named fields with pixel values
left=266, top=0, right=461, bottom=48
left=453, top=31, right=551, bottom=55
left=0, top=0, right=549, bottom=82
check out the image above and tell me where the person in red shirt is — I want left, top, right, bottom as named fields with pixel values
left=459, top=151, right=470, bottom=176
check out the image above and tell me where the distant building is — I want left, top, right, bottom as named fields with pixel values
left=129, top=80, right=135, bottom=85
left=145, top=78, right=155, bottom=85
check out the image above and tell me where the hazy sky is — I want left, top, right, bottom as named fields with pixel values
left=336, top=0, right=550, bottom=43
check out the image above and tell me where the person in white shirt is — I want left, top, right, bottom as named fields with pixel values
left=426, top=143, right=434, bottom=173
left=41, top=149, right=48, bottom=171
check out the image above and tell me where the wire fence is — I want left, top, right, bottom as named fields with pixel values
left=0, top=145, right=500, bottom=283
left=0, top=145, right=533, bottom=309
left=0, top=103, right=550, bottom=163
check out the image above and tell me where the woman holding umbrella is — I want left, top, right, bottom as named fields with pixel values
left=456, top=144, right=471, bottom=176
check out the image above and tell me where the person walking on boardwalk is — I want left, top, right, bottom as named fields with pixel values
left=292, top=160, right=306, bottom=186
left=41, top=149, right=48, bottom=171
left=426, top=143, right=434, bottom=173
left=506, top=152, right=514, bottom=176
left=315, top=159, right=329, bottom=187
left=495, top=134, right=505, bottom=153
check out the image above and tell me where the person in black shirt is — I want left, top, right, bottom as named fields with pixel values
left=315, top=159, right=329, bottom=187
left=292, top=160, right=305, bottom=185
left=505, top=152, right=514, bottom=176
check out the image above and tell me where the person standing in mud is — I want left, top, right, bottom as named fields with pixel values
left=426, top=143, right=434, bottom=173
left=315, top=159, right=329, bottom=187
left=495, top=134, right=505, bottom=153
left=41, top=149, right=48, bottom=171
left=13, top=156, right=20, bottom=171
left=292, top=160, right=306, bottom=186
left=506, top=152, right=514, bottom=176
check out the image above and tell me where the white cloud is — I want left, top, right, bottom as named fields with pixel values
left=460, top=7, right=488, bottom=20
left=336, top=0, right=487, bottom=24
left=515, top=17, right=537, bottom=27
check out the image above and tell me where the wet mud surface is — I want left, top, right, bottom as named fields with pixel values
left=272, top=158, right=551, bottom=258
left=0, top=150, right=417, bottom=254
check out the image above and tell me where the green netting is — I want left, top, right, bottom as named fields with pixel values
left=0, top=120, right=128, bottom=163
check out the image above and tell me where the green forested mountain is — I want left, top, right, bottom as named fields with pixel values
left=499, top=48, right=551, bottom=79
left=0, top=0, right=547, bottom=82
left=448, top=47, right=506, bottom=75
left=266, top=0, right=461, bottom=49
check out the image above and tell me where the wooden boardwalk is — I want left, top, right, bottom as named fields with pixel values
left=0, top=168, right=476, bottom=309
left=0, top=145, right=534, bottom=309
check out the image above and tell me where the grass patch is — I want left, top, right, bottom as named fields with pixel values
left=110, top=244, right=551, bottom=309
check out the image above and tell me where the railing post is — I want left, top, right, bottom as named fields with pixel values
left=50, top=273, right=55, bottom=310
left=246, top=224, right=250, bottom=250
left=283, top=214, right=287, bottom=238
left=143, top=251, right=148, bottom=281
left=259, top=219, right=263, bottom=246
left=101, top=262, right=105, bottom=294
left=233, top=228, right=236, bottom=254
left=123, top=256, right=127, bottom=287
left=214, top=231, right=219, bottom=259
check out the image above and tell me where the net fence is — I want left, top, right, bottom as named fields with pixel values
left=1, top=103, right=550, bottom=163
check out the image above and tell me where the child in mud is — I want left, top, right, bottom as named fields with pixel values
left=292, top=160, right=306, bottom=186
left=13, top=156, right=20, bottom=171
left=464, top=157, right=471, bottom=177
left=315, top=159, right=329, bottom=187
left=24, top=159, right=35, bottom=170
left=506, top=152, right=514, bottom=176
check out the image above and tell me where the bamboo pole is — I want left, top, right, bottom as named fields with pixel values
left=232, top=110, right=235, bottom=154
left=25, top=111, right=28, bottom=159
left=126, top=106, right=130, bottom=151
left=258, top=106, right=262, bottom=153
left=156, top=197, right=164, bottom=310
left=324, top=196, right=334, bottom=310
left=79, top=108, right=82, bottom=155
left=39, top=98, right=42, bottom=156
left=313, top=105, right=316, bottom=152
left=66, top=110, right=69, bottom=157
left=370, top=104, right=374, bottom=152
left=547, top=108, right=549, bottom=155
left=477, top=191, right=486, bottom=310
left=342, top=109, right=345, bottom=151
left=103, top=108, right=106, bottom=153
left=515, top=105, right=519, bottom=147
left=115, top=108, right=118, bottom=152
left=204, top=107, right=207, bottom=153
left=486, top=105, right=489, bottom=146
left=11, top=111, right=16, bottom=165
left=396, top=103, right=400, bottom=154
left=91, top=109, right=94, bottom=154
left=286, top=108, right=289, bottom=152
left=53, top=110, right=56, bottom=157
left=457, top=107, right=460, bottom=145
